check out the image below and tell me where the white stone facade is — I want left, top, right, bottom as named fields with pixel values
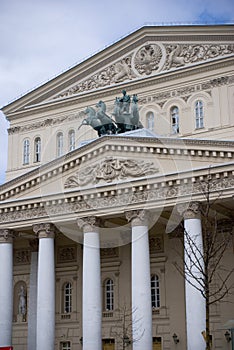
left=0, top=25, right=234, bottom=350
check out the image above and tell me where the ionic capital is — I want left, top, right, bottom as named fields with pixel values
left=32, top=223, right=55, bottom=239
left=177, top=201, right=201, bottom=220
left=77, top=216, right=101, bottom=233
left=125, top=209, right=148, bottom=226
left=0, top=229, right=14, bottom=243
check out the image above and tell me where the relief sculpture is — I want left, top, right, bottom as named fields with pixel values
left=53, top=42, right=233, bottom=99
left=64, top=157, right=158, bottom=188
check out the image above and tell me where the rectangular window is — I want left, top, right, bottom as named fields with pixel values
left=153, top=337, right=162, bottom=350
left=60, top=341, right=71, bottom=350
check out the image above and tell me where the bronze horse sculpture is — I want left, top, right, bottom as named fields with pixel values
left=78, top=91, right=142, bottom=137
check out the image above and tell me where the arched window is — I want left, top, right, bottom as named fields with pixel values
left=34, top=137, right=41, bottom=162
left=23, top=139, right=30, bottom=165
left=63, top=282, right=72, bottom=313
left=195, top=100, right=204, bottom=129
left=151, top=274, right=160, bottom=308
left=171, top=106, right=179, bottom=134
left=57, top=132, right=63, bottom=157
left=68, top=130, right=75, bottom=151
left=146, top=112, right=154, bottom=131
left=104, top=279, right=114, bottom=311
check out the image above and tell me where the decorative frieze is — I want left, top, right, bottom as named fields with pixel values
left=64, top=157, right=157, bottom=188
left=101, top=247, right=119, bottom=259
left=14, top=249, right=31, bottom=265
left=0, top=172, right=233, bottom=224
left=57, top=245, right=77, bottom=263
left=149, top=235, right=164, bottom=254
left=53, top=42, right=233, bottom=99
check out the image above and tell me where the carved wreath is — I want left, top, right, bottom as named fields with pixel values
left=64, top=157, right=158, bottom=187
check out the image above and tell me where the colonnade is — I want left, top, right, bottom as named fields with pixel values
left=0, top=205, right=205, bottom=350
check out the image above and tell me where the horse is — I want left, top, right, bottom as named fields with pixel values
left=79, top=105, right=117, bottom=137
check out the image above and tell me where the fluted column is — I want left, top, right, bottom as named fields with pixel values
left=126, top=210, right=152, bottom=350
left=0, top=229, right=14, bottom=348
left=77, top=217, right=102, bottom=350
left=33, top=224, right=55, bottom=350
left=177, top=202, right=206, bottom=350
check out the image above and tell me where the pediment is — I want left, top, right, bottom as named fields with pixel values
left=3, top=25, right=234, bottom=114
left=0, top=133, right=233, bottom=204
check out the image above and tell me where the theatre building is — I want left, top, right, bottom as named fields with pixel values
left=0, top=25, right=234, bottom=350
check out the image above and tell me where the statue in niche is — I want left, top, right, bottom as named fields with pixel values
left=78, top=90, right=143, bottom=136
left=18, top=285, right=27, bottom=321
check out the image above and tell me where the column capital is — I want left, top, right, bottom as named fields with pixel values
left=0, top=229, right=14, bottom=243
left=77, top=216, right=101, bottom=233
left=177, top=201, right=201, bottom=219
left=125, top=209, right=148, bottom=226
left=32, top=223, right=55, bottom=239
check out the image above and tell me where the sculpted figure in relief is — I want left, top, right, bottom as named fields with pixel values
left=18, top=285, right=27, bottom=316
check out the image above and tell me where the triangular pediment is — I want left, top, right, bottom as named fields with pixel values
left=0, top=133, right=233, bottom=203
left=0, top=134, right=234, bottom=228
left=3, top=25, right=234, bottom=114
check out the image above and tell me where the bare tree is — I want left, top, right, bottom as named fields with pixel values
left=175, top=174, right=234, bottom=350
left=110, top=305, right=144, bottom=350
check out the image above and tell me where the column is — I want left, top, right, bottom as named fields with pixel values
left=33, top=224, right=55, bottom=350
left=77, top=216, right=102, bottom=350
left=126, top=210, right=152, bottom=350
left=27, top=238, right=39, bottom=350
left=178, top=202, right=206, bottom=350
left=0, top=229, right=13, bottom=348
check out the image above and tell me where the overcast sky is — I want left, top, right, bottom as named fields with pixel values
left=0, top=0, right=233, bottom=184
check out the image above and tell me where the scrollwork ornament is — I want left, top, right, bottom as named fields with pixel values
left=77, top=216, right=101, bottom=233
left=125, top=209, right=148, bottom=226
left=0, top=229, right=14, bottom=243
left=32, top=223, right=55, bottom=238
left=177, top=201, right=201, bottom=219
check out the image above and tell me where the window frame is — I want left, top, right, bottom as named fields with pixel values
left=57, top=132, right=64, bottom=157
left=60, top=341, right=71, bottom=350
left=68, top=129, right=75, bottom=152
left=63, top=282, right=72, bottom=314
left=146, top=111, right=155, bottom=131
left=104, top=278, right=114, bottom=311
left=195, top=100, right=204, bottom=129
left=151, top=274, right=160, bottom=309
left=170, top=106, right=180, bottom=134
left=23, top=139, right=30, bottom=165
left=34, top=137, right=41, bottom=163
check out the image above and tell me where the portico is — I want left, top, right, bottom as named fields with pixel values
left=0, top=24, right=234, bottom=350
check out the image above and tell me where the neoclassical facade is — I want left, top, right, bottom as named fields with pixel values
left=0, top=25, right=234, bottom=350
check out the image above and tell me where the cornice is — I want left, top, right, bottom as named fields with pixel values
left=0, top=165, right=233, bottom=227
left=0, top=133, right=233, bottom=202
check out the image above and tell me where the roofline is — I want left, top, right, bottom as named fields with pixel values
left=1, top=23, right=234, bottom=112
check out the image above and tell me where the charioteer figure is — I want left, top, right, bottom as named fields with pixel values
left=78, top=90, right=142, bottom=136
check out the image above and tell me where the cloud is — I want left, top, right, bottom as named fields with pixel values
left=0, top=0, right=233, bottom=184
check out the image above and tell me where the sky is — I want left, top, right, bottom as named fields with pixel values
left=0, top=0, right=233, bottom=184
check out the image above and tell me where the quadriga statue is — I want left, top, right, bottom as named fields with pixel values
left=78, top=90, right=143, bottom=137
